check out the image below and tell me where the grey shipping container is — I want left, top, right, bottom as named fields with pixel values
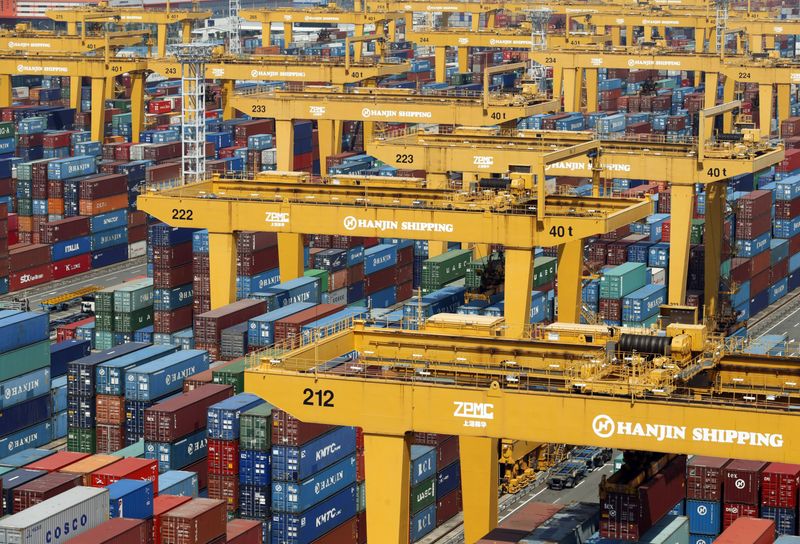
left=0, top=486, right=109, bottom=544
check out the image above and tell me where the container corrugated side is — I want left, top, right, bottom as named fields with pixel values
left=0, top=486, right=109, bottom=544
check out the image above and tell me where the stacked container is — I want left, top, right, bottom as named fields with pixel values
left=192, top=230, right=211, bottom=315
left=236, top=231, right=279, bottom=299
left=207, top=393, right=265, bottom=515
left=760, top=463, right=800, bottom=536
left=308, top=235, right=369, bottom=306
left=151, top=224, right=195, bottom=343
left=420, top=248, right=471, bottom=296
left=238, top=404, right=273, bottom=530
left=196, top=300, right=267, bottom=360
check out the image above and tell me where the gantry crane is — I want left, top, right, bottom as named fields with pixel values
left=230, top=63, right=558, bottom=172
left=240, top=5, right=404, bottom=61
left=0, top=26, right=148, bottom=54
left=243, top=315, right=800, bottom=543
left=365, top=0, right=535, bottom=32
left=367, top=102, right=785, bottom=323
left=46, top=6, right=211, bottom=58
left=136, top=162, right=651, bottom=336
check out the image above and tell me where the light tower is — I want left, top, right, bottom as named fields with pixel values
left=170, top=43, right=214, bottom=185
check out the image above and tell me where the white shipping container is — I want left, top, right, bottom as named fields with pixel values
left=12, top=87, right=28, bottom=99
left=130, top=144, right=149, bottom=161
left=261, top=148, right=277, bottom=165
left=650, top=267, right=666, bottom=286
left=128, top=240, right=147, bottom=258
left=0, top=486, right=108, bottom=544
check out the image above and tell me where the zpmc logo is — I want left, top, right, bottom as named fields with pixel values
left=592, top=414, right=615, bottom=439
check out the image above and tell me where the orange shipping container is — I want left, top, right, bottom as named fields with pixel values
left=79, top=193, right=128, bottom=216
left=48, top=198, right=65, bottom=216
left=17, top=216, right=32, bottom=233
left=59, top=454, right=120, bottom=486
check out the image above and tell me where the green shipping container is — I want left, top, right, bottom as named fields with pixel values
left=465, top=255, right=491, bottom=290
left=114, top=439, right=145, bottom=458
left=690, top=219, right=704, bottom=245
left=599, top=262, right=647, bottom=299
left=0, top=340, right=49, bottom=383
left=113, top=278, right=154, bottom=313
left=721, top=258, right=731, bottom=277
left=421, top=249, right=472, bottom=291
left=113, top=307, right=153, bottom=333
left=95, top=311, right=114, bottom=332
left=94, top=332, right=116, bottom=351
left=95, top=288, right=116, bottom=314
left=16, top=198, right=32, bottom=216
left=533, top=256, right=556, bottom=288
left=240, top=404, right=273, bottom=451
left=67, top=428, right=96, bottom=454
left=0, top=122, right=15, bottom=139
left=304, top=269, right=329, bottom=293
left=212, top=358, right=247, bottom=394
left=410, top=477, right=436, bottom=515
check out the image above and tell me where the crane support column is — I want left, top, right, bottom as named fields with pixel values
left=625, top=25, right=634, bottom=45
left=434, top=46, right=447, bottom=84
left=388, top=19, right=397, bottom=42
left=557, top=240, right=584, bottom=323
left=759, top=83, right=773, bottom=136
left=276, top=120, right=295, bottom=171
left=723, top=77, right=735, bottom=132
left=765, top=35, right=776, bottom=50
left=208, top=232, right=238, bottom=309
left=130, top=73, right=145, bottom=143
left=353, top=25, right=364, bottom=63
left=585, top=69, right=598, bottom=112
left=364, top=433, right=411, bottom=544
left=778, top=84, right=791, bottom=132
left=611, top=27, right=621, bottom=46
left=277, top=233, right=304, bottom=282
left=458, top=47, right=469, bottom=73
left=668, top=184, right=695, bottom=305
left=750, top=34, right=764, bottom=54
left=283, top=23, right=293, bottom=46
left=552, top=67, right=563, bottom=105
left=222, top=80, right=236, bottom=121
left=704, top=182, right=725, bottom=319
left=562, top=69, right=581, bottom=112
left=0, top=75, right=11, bottom=109
left=182, top=21, right=193, bottom=43
left=460, top=436, right=499, bottom=544
left=105, top=74, right=115, bottom=100
left=90, top=77, right=106, bottom=142
left=69, top=76, right=81, bottom=111
left=703, top=73, right=719, bottom=141
left=157, top=24, right=168, bottom=58
left=504, top=249, right=534, bottom=338
left=262, top=23, right=271, bottom=48
left=317, top=119, right=343, bottom=175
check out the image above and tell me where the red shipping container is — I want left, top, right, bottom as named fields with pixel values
left=51, top=253, right=91, bottom=280
left=436, top=489, right=462, bottom=527
left=79, top=194, right=128, bottom=216
left=129, top=224, right=147, bottom=244
left=626, top=121, right=652, bottom=134
left=96, top=424, right=125, bottom=453
left=237, top=231, right=277, bottom=252
left=96, top=395, right=126, bottom=425
left=144, top=384, right=233, bottom=442
left=148, top=100, right=172, bottom=114
left=775, top=198, right=800, bottom=219
left=184, top=457, right=208, bottom=492
left=237, top=245, right=279, bottom=276
left=207, top=474, right=239, bottom=513
left=477, top=502, right=563, bottom=543
left=735, top=213, right=771, bottom=239
left=397, top=280, right=413, bottom=302
left=724, top=460, right=768, bottom=505
left=79, top=174, right=128, bottom=200
left=686, top=456, right=730, bottom=501
left=777, top=148, right=800, bottom=173
left=751, top=267, right=771, bottom=297
left=207, top=438, right=240, bottom=475
left=143, top=142, right=182, bottom=162
left=715, top=517, right=775, bottom=544
left=154, top=263, right=194, bottom=289
left=738, top=190, right=772, bottom=220
left=154, top=306, right=194, bottom=334
left=771, top=259, right=789, bottom=284
left=273, top=304, right=344, bottom=344
left=153, top=495, right=192, bottom=544
left=67, top=518, right=150, bottom=544
left=160, top=498, right=227, bottom=544
left=128, top=210, right=148, bottom=227
left=90, top=457, right=159, bottom=489
left=12, top=471, right=81, bottom=512
left=311, top=515, right=358, bottom=544
left=761, top=463, right=800, bottom=508
left=194, top=300, right=267, bottom=344
left=781, top=116, right=800, bottom=137
left=226, top=520, right=263, bottom=544
left=39, top=216, right=90, bottom=244
left=271, top=408, right=334, bottom=446
left=152, top=242, right=193, bottom=268
left=25, top=451, right=89, bottom=472
left=599, top=298, right=622, bottom=321
left=723, top=502, right=760, bottom=530
left=43, top=131, right=71, bottom=148
left=10, top=243, right=50, bottom=272
left=365, top=267, right=395, bottom=295
left=437, top=437, right=459, bottom=469
left=10, top=262, right=52, bottom=290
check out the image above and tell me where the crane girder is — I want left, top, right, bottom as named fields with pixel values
left=240, top=7, right=402, bottom=25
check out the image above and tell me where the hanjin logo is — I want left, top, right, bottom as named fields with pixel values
left=734, top=479, right=746, bottom=490
left=309, top=106, right=326, bottom=117
left=361, top=108, right=372, bottom=118
left=343, top=216, right=358, bottom=231
left=697, top=505, right=708, bottom=516
left=592, top=414, right=616, bottom=438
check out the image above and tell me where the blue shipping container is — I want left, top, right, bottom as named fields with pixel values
left=158, top=470, right=199, bottom=497
left=687, top=499, right=721, bottom=535
left=410, top=503, right=436, bottom=542
left=436, top=461, right=460, bottom=499
left=96, top=344, right=179, bottom=396
left=240, top=449, right=271, bottom=487
left=207, top=394, right=265, bottom=440
left=90, top=227, right=128, bottom=251
left=92, top=244, right=128, bottom=268
left=154, top=285, right=194, bottom=311
left=125, top=350, right=210, bottom=401
left=50, top=236, right=91, bottom=261
left=0, top=395, right=51, bottom=437
left=50, top=340, right=91, bottom=378
left=411, top=445, right=436, bottom=486
left=271, top=455, right=357, bottom=513
left=68, top=343, right=149, bottom=396
left=364, top=245, right=397, bottom=274
left=90, top=209, right=128, bottom=233
left=257, top=277, right=321, bottom=312
left=762, top=506, right=798, bottom=536
left=0, top=312, right=48, bottom=355
left=145, top=428, right=207, bottom=472
left=247, top=302, right=316, bottom=347
left=51, top=375, right=67, bottom=413
left=270, top=485, right=357, bottom=544
left=239, top=484, right=270, bottom=519
left=108, top=479, right=154, bottom=519
left=736, top=231, right=772, bottom=257
left=0, top=448, right=53, bottom=468
left=0, top=367, right=50, bottom=410
left=271, top=426, right=357, bottom=482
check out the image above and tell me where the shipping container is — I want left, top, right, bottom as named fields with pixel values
left=715, top=517, right=774, bottom=544
left=96, top=344, right=179, bottom=396
left=271, top=408, right=334, bottom=447
left=239, top=449, right=270, bottom=487
left=0, top=486, right=109, bottom=544
left=65, top=518, right=149, bottom=544
left=0, top=449, right=53, bottom=469
left=226, top=519, right=263, bottom=544
left=158, top=470, right=198, bottom=497
left=12, top=471, right=80, bottom=513
left=724, top=460, right=768, bottom=505
left=145, top=428, right=207, bottom=472
left=107, top=478, right=153, bottom=519
left=25, top=451, right=88, bottom=472
left=240, top=404, right=273, bottom=451
left=144, top=384, right=232, bottom=443
left=68, top=343, right=149, bottom=397
left=60, top=454, right=120, bottom=486
left=272, top=454, right=357, bottom=513
left=761, top=463, right=800, bottom=509
left=207, top=394, right=265, bottom=441
left=271, top=485, right=357, bottom=544
left=89, top=457, right=158, bottom=488
left=272, top=426, right=357, bottom=482
left=124, top=350, right=210, bottom=402
left=687, top=457, right=730, bottom=502
left=160, top=498, right=226, bottom=544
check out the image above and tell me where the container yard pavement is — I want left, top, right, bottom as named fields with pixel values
left=0, top=257, right=147, bottom=311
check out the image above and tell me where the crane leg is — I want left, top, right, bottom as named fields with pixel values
left=704, top=182, right=725, bottom=320
left=70, top=76, right=81, bottom=111
left=552, top=67, right=563, bottom=104
left=208, top=232, right=237, bottom=309
left=276, top=120, right=295, bottom=171
left=611, top=27, right=621, bottom=46
left=585, top=68, right=598, bottom=112
left=158, top=24, right=168, bottom=58
left=458, top=47, right=469, bottom=73
left=460, top=436, right=499, bottom=544
left=435, top=46, right=447, bottom=84
left=778, top=84, right=791, bottom=134
left=354, top=25, right=363, bottom=63
left=723, top=77, right=735, bottom=132
left=504, top=249, right=534, bottom=338
left=130, top=73, right=145, bottom=144
left=278, top=233, right=304, bottom=282
left=668, top=184, right=695, bottom=305
left=562, top=68, right=581, bottom=112
left=222, top=80, right=236, bottom=121
left=703, top=72, right=719, bottom=141
left=364, top=433, right=411, bottom=544
left=750, top=34, right=763, bottom=53
left=182, top=21, right=192, bottom=44
left=0, top=75, right=11, bottom=109
left=557, top=239, right=584, bottom=323
left=759, top=83, right=773, bottom=137
left=90, top=77, right=106, bottom=142
left=317, top=119, right=342, bottom=175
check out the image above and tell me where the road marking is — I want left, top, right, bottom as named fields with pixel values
left=553, top=497, right=561, bottom=503
left=757, top=303, right=800, bottom=338
left=575, top=480, right=585, bottom=488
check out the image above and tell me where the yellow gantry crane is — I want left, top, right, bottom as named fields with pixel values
left=367, top=102, right=785, bottom=321
left=0, top=26, right=148, bottom=54
left=243, top=316, right=800, bottom=543
left=46, top=6, right=211, bottom=58
left=230, top=63, right=558, bottom=172
left=136, top=162, right=651, bottom=336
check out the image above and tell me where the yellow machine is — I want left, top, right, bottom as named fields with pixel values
left=241, top=314, right=800, bottom=543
